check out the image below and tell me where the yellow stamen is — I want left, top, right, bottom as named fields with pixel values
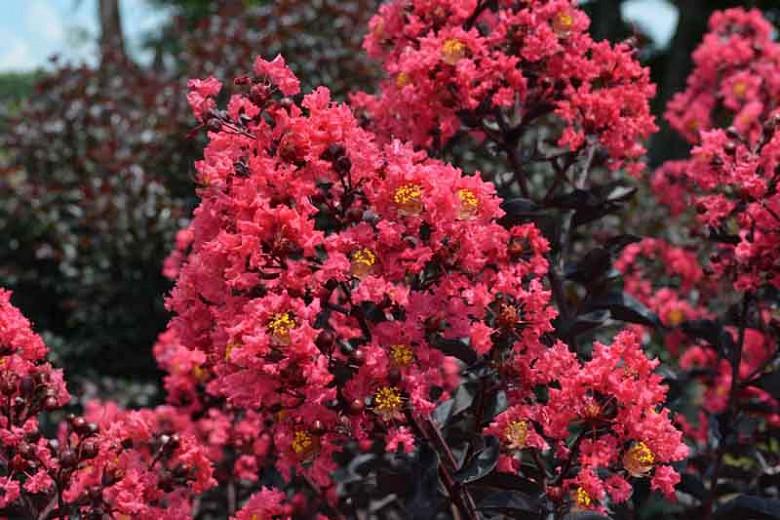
left=457, top=188, right=480, bottom=219
left=267, top=312, right=296, bottom=346
left=732, top=81, right=747, bottom=98
left=503, top=419, right=529, bottom=450
left=393, top=183, right=424, bottom=216
left=191, top=365, right=207, bottom=382
left=666, top=308, right=685, bottom=327
left=373, top=386, right=403, bottom=418
left=291, top=429, right=318, bottom=458
left=395, top=72, right=411, bottom=88
left=581, top=398, right=602, bottom=420
left=623, top=441, right=655, bottom=476
left=574, top=487, right=592, bottom=507
left=552, top=10, right=575, bottom=36
left=351, top=248, right=377, bottom=279
left=497, top=303, right=521, bottom=329
left=389, top=344, right=414, bottom=367
left=441, top=38, right=467, bottom=65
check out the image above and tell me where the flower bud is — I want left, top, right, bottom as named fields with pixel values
left=60, top=448, right=77, bottom=468
left=349, top=399, right=365, bottom=414
left=334, top=156, right=352, bottom=175
left=80, top=439, right=99, bottom=460
left=19, top=376, right=34, bottom=396
left=315, top=330, right=335, bottom=352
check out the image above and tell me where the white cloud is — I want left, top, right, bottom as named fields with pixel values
left=26, top=0, right=66, bottom=42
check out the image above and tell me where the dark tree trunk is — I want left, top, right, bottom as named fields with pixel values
left=99, top=0, right=126, bottom=63
left=648, top=0, right=712, bottom=167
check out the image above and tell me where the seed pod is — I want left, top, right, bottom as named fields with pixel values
left=0, top=374, right=17, bottom=395
left=346, top=206, right=364, bottom=223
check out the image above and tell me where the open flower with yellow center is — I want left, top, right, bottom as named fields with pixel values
left=665, top=307, right=685, bottom=327
left=373, top=386, right=404, bottom=419
left=574, top=487, right=592, bottom=508
left=291, top=429, right=318, bottom=459
left=395, top=72, right=411, bottom=88
left=623, top=441, right=655, bottom=476
left=350, top=248, right=377, bottom=279
left=503, top=419, right=528, bottom=450
left=393, top=183, right=424, bottom=216
left=552, top=10, right=575, bottom=36
left=441, top=37, right=467, bottom=65
left=456, top=188, right=480, bottom=219
left=389, top=343, right=414, bottom=367
left=732, top=81, right=748, bottom=98
left=267, top=312, right=296, bottom=346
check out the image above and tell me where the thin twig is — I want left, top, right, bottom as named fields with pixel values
left=703, top=293, right=752, bottom=518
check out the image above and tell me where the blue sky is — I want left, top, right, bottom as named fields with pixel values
left=0, top=0, right=169, bottom=72
left=0, top=0, right=678, bottom=73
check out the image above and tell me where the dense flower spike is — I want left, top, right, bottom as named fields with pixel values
left=168, top=56, right=557, bottom=493
left=354, top=0, right=656, bottom=173
left=633, top=10, right=780, bottom=513
left=486, top=331, right=687, bottom=510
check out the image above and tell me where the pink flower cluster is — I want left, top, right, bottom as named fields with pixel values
left=0, top=288, right=69, bottom=509
left=653, top=9, right=780, bottom=291
left=486, top=331, right=688, bottom=510
left=688, top=125, right=780, bottom=290
left=616, top=239, right=779, bottom=445
left=666, top=8, right=780, bottom=144
left=616, top=238, right=709, bottom=332
left=0, top=289, right=214, bottom=518
left=354, top=0, right=656, bottom=173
